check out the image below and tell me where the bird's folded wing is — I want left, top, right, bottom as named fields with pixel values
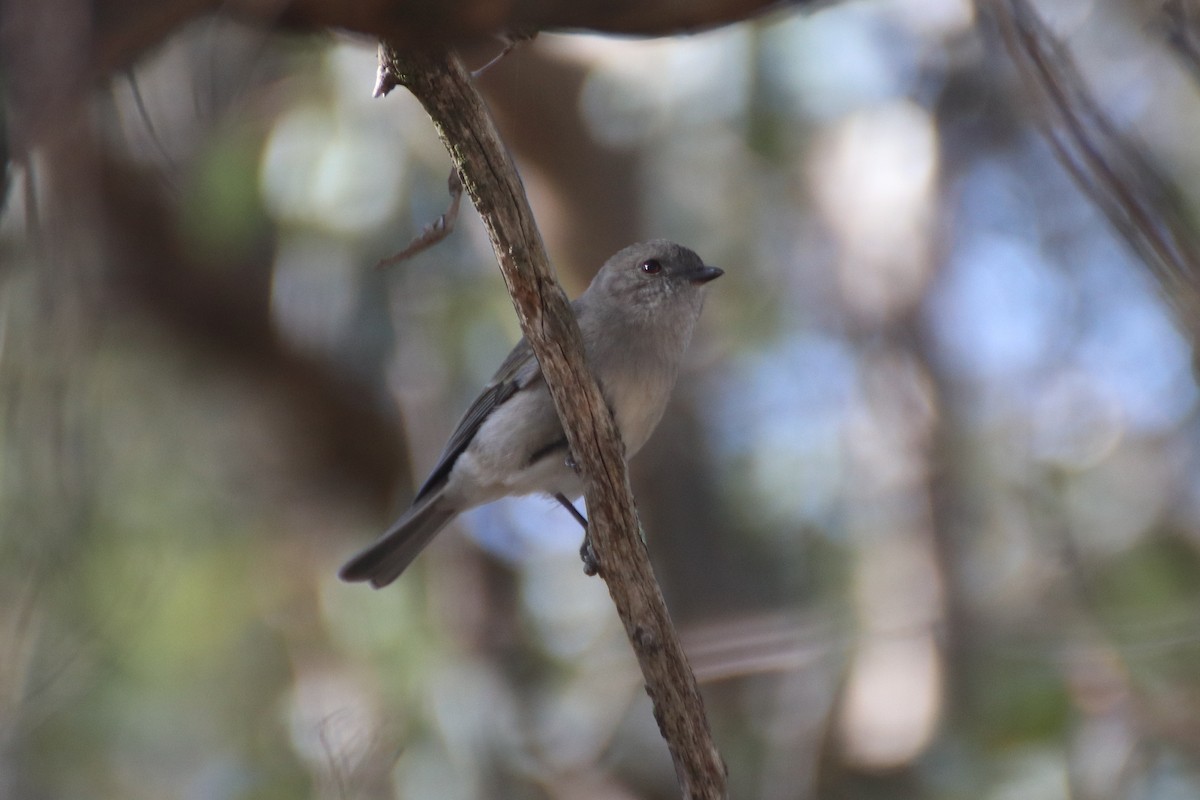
left=413, top=336, right=541, bottom=501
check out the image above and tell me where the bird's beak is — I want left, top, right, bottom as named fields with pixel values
left=689, top=265, right=724, bottom=285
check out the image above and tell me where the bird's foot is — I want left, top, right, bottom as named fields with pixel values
left=580, top=535, right=599, bottom=576
left=553, top=491, right=596, bottom=574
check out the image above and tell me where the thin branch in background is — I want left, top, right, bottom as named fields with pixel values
left=984, top=0, right=1200, bottom=343
left=1, top=109, right=9, bottom=219
left=377, top=168, right=463, bottom=267
left=21, top=156, right=40, bottom=246
left=471, top=29, right=538, bottom=78
left=682, top=611, right=848, bottom=683
left=374, top=46, right=728, bottom=799
left=121, top=70, right=183, bottom=194
left=1163, top=0, right=1200, bottom=83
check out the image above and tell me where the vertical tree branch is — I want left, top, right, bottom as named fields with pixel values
left=375, top=46, right=727, bottom=799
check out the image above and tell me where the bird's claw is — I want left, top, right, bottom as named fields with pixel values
left=580, top=535, right=599, bottom=576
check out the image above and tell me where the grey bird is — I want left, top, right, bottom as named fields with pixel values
left=339, top=240, right=723, bottom=588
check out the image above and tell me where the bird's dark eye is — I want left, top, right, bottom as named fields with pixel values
left=640, top=259, right=662, bottom=275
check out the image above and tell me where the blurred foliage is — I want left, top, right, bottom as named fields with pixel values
left=3, top=0, right=1200, bottom=798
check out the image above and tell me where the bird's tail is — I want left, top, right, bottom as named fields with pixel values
left=338, top=491, right=457, bottom=588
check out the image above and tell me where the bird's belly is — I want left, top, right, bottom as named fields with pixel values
left=449, top=447, right=582, bottom=504
left=445, top=387, right=582, bottom=505
left=607, top=371, right=672, bottom=458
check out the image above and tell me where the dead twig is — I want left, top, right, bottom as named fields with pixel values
left=376, top=168, right=462, bottom=267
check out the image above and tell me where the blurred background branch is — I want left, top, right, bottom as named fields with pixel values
left=984, top=0, right=1200, bottom=351
left=1164, top=0, right=1200, bottom=82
